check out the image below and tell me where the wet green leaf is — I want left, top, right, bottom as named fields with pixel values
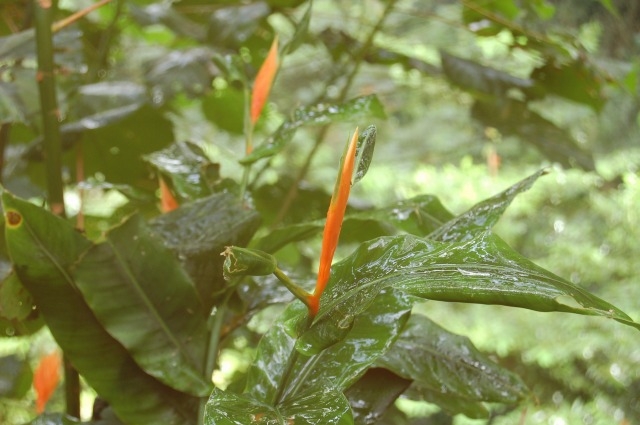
left=404, top=383, right=489, bottom=419
left=299, top=232, right=639, bottom=353
left=150, top=192, right=261, bottom=309
left=0, top=272, right=33, bottom=320
left=352, top=125, right=376, bottom=185
left=240, top=95, right=386, bottom=165
left=143, top=141, right=218, bottom=200
left=205, top=385, right=353, bottom=425
left=429, top=169, right=547, bottom=242
left=256, top=194, right=453, bottom=253
left=1, top=191, right=197, bottom=424
left=344, top=368, right=411, bottom=425
left=377, top=314, right=528, bottom=415
left=73, top=214, right=210, bottom=397
left=244, top=302, right=305, bottom=403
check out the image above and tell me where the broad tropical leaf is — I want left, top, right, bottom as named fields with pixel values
left=1, top=191, right=197, bottom=425
left=205, top=385, right=353, bottom=425
left=299, top=232, right=639, bottom=353
left=376, top=314, right=528, bottom=417
left=73, top=214, right=210, bottom=396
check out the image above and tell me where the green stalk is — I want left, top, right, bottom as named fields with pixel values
left=34, top=0, right=80, bottom=418
left=197, top=288, right=234, bottom=425
left=239, top=85, right=253, bottom=200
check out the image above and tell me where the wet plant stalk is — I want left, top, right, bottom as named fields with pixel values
left=34, top=0, right=80, bottom=418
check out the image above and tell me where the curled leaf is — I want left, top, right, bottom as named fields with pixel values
left=222, top=246, right=278, bottom=280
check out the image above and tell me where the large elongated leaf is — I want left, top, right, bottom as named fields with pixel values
left=298, top=232, right=639, bottom=353
left=429, top=169, right=547, bottom=242
left=73, top=214, right=210, bottom=396
left=1, top=191, right=196, bottom=424
left=240, top=95, right=385, bottom=165
left=205, top=385, right=353, bottom=425
left=256, top=194, right=453, bottom=253
left=150, top=192, right=261, bottom=310
left=376, top=314, right=528, bottom=417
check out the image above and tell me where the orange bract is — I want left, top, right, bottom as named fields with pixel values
left=250, top=36, right=280, bottom=128
left=159, top=176, right=179, bottom=213
left=33, top=350, right=61, bottom=414
left=308, top=128, right=359, bottom=316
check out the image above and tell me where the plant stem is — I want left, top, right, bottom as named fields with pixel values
left=271, top=0, right=397, bottom=227
left=273, top=267, right=312, bottom=308
left=239, top=86, right=253, bottom=200
left=198, top=289, right=234, bottom=425
left=34, top=0, right=81, bottom=418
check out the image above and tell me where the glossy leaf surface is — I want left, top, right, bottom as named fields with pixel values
left=300, top=232, right=639, bottom=353
left=143, top=141, right=218, bottom=200
left=377, top=314, right=528, bottom=416
left=256, top=194, right=453, bottom=253
left=2, top=191, right=196, bottom=425
left=240, top=95, right=385, bottom=164
left=205, top=385, right=353, bottom=425
left=344, top=368, right=411, bottom=425
left=429, top=169, right=546, bottom=242
left=150, top=192, right=261, bottom=309
left=73, top=214, right=210, bottom=396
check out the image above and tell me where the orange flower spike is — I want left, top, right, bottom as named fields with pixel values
left=33, top=350, right=62, bottom=414
left=308, top=128, right=359, bottom=316
left=159, top=176, right=179, bottom=213
left=250, top=36, right=280, bottom=128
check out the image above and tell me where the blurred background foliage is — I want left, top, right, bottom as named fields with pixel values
left=0, top=0, right=638, bottom=423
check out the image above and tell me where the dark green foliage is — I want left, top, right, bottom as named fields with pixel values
left=0, top=0, right=637, bottom=424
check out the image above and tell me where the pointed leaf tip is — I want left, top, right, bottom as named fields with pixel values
left=251, top=36, right=280, bottom=125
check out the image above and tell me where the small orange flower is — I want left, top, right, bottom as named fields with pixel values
left=33, top=350, right=62, bottom=414
left=250, top=36, right=280, bottom=130
left=159, top=176, right=179, bottom=213
left=308, top=128, right=359, bottom=316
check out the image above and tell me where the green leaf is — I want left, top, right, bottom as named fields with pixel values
left=0, top=354, right=32, bottom=398
left=222, top=246, right=278, bottom=279
left=149, top=192, right=261, bottom=310
left=0, top=272, right=33, bottom=320
left=73, top=214, right=210, bottom=397
left=299, top=232, right=639, bottom=353
left=344, top=368, right=411, bottom=425
left=244, top=302, right=305, bottom=404
left=429, top=169, right=547, bottom=242
left=256, top=194, right=453, bottom=253
left=440, top=51, right=536, bottom=98
left=1, top=191, right=196, bottom=425
left=143, top=140, right=219, bottom=200
left=282, top=0, right=313, bottom=55
left=240, top=95, right=386, bottom=165
left=352, top=125, right=377, bottom=185
left=403, top=383, right=489, bottom=419
left=377, top=314, right=528, bottom=416
left=205, top=385, right=353, bottom=425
